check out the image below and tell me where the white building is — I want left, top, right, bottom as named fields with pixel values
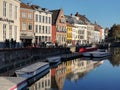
left=101, top=28, right=105, bottom=40
left=87, top=24, right=95, bottom=44
left=76, top=23, right=87, bottom=44
left=94, top=30, right=100, bottom=43
left=72, top=26, right=77, bottom=45
left=0, top=0, right=20, bottom=48
left=32, top=5, right=52, bottom=45
left=66, top=15, right=87, bottom=45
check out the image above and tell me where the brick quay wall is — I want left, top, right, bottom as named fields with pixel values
left=0, top=47, right=70, bottom=76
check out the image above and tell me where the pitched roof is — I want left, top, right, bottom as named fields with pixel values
left=94, top=24, right=102, bottom=31
left=75, top=12, right=91, bottom=24
left=66, top=22, right=73, bottom=27
left=20, top=3, right=33, bottom=9
left=50, top=9, right=60, bottom=25
left=65, top=15, right=85, bottom=25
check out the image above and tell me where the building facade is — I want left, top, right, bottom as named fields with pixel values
left=65, top=15, right=88, bottom=45
left=20, top=3, right=34, bottom=47
left=66, top=23, right=72, bottom=45
left=0, top=0, right=20, bottom=48
left=76, top=23, right=87, bottom=44
left=75, top=12, right=95, bottom=44
left=94, top=23, right=104, bottom=42
left=94, top=30, right=100, bottom=43
left=51, top=9, right=67, bottom=45
left=32, top=5, right=52, bottom=45
left=72, top=26, right=78, bottom=45
left=87, top=24, right=95, bottom=44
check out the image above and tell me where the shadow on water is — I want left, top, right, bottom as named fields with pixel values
left=108, top=47, right=120, bottom=67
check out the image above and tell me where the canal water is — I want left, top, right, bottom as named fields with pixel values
left=28, top=47, right=120, bottom=90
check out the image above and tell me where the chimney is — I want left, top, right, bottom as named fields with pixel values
left=75, top=12, right=79, bottom=16
left=70, top=13, right=73, bottom=16
left=94, top=21, right=97, bottom=25
left=27, top=2, right=32, bottom=6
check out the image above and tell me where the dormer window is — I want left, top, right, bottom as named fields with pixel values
left=60, top=18, right=65, bottom=23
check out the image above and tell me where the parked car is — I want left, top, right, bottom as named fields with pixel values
left=39, top=42, right=46, bottom=47
left=45, top=42, right=54, bottom=48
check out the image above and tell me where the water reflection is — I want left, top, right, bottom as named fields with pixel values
left=51, top=62, right=66, bottom=90
left=66, top=59, right=103, bottom=82
left=29, top=58, right=104, bottom=90
left=29, top=70, right=51, bottom=90
left=109, top=47, right=120, bottom=66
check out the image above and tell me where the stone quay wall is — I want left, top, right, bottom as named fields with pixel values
left=0, top=47, right=70, bottom=76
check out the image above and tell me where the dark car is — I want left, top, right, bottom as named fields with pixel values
left=39, top=42, right=46, bottom=47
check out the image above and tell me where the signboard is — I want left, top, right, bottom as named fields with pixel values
left=0, top=17, right=14, bottom=23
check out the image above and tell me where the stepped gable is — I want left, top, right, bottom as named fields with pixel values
left=50, top=9, right=60, bottom=25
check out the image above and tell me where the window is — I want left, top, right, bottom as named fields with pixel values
left=49, top=17, right=51, bottom=24
left=35, top=25, right=38, bottom=33
left=48, top=80, right=50, bottom=86
left=42, top=81, right=44, bottom=88
left=41, top=16, right=43, bottom=23
left=44, top=16, right=46, bottom=23
left=80, top=36, right=84, bottom=39
left=9, top=4, right=12, bottom=18
left=39, top=25, right=41, bottom=33
left=46, top=16, right=47, bottom=23
left=35, top=84, right=37, bottom=90
left=14, top=26, right=17, bottom=40
left=22, top=12, right=26, bottom=18
left=15, top=6, right=17, bottom=19
left=48, top=26, right=50, bottom=34
left=39, top=82, right=41, bottom=89
left=45, top=80, right=47, bottom=87
left=22, top=22, right=26, bottom=30
left=39, top=15, right=41, bottom=22
left=9, top=25, right=12, bottom=39
left=43, top=16, right=44, bottom=23
left=3, top=24, right=6, bottom=41
left=46, top=26, right=47, bottom=34
left=47, top=17, right=49, bottom=23
left=28, top=13, right=32, bottom=19
left=41, top=26, right=43, bottom=33
left=35, top=14, right=38, bottom=22
left=28, top=23, right=32, bottom=30
left=3, top=1, right=7, bottom=17
left=42, top=26, right=44, bottom=33
left=60, top=18, right=65, bottom=23
left=47, top=26, right=49, bottom=34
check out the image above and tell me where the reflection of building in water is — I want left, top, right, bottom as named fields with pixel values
left=109, top=48, right=120, bottom=66
left=29, top=70, right=51, bottom=90
left=71, top=58, right=79, bottom=72
left=67, top=58, right=104, bottom=82
left=65, top=60, right=72, bottom=75
left=94, top=61, right=104, bottom=68
left=51, top=62, right=66, bottom=90
left=71, top=58, right=95, bottom=73
left=86, top=60, right=100, bottom=72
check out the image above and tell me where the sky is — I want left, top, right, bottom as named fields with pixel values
left=22, top=0, right=120, bottom=28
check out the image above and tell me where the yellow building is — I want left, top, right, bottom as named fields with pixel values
left=66, top=23, right=72, bottom=45
left=65, top=60, right=72, bottom=75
